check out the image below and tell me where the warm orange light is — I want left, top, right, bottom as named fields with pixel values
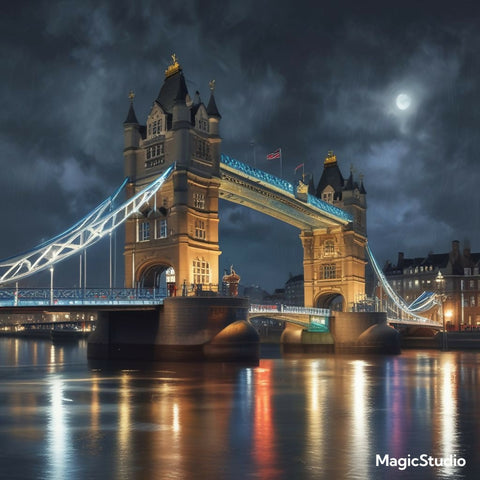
left=445, top=310, right=453, bottom=319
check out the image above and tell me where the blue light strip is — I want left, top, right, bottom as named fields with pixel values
left=306, top=194, right=352, bottom=222
left=221, top=154, right=294, bottom=194
left=220, top=154, right=352, bottom=222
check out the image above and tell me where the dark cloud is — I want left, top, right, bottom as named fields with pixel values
left=1, top=0, right=480, bottom=292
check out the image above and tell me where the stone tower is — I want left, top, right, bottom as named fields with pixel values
left=301, top=151, right=367, bottom=310
left=123, top=55, right=222, bottom=294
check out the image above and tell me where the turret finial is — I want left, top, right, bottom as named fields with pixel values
left=128, top=90, right=135, bottom=102
left=165, top=53, right=181, bottom=78
left=324, top=150, right=337, bottom=165
left=209, top=79, right=216, bottom=92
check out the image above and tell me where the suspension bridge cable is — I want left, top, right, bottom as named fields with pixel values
left=0, top=165, right=174, bottom=286
left=366, top=243, right=436, bottom=322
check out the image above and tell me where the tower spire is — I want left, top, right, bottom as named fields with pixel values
left=124, top=90, right=138, bottom=124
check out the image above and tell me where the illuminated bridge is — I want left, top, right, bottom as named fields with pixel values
left=0, top=156, right=439, bottom=331
left=0, top=54, right=441, bottom=343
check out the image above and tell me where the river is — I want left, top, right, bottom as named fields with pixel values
left=0, top=337, right=479, bottom=479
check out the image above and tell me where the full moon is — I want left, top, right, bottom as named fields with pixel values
left=396, top=93, right=411, bottom=110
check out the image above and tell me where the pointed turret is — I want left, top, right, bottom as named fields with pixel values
left=124, top=101, right=139, bottom=125
left=123, top=90, right=141, bottom=179
left=316, top=151, right=344, bottom=201
left=344, top=166, right=355, bottom=190
left=207, top=80, right=221, bottom=137
left=206, top=90, right=221, bottom=118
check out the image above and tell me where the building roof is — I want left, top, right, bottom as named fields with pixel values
left=156, top=69, right=189, bottom=114
left=316, top=160, right=344, bottom=199
left=285, top=274, right=304, bottom=285
left=124, top=103, right=139, bottom=124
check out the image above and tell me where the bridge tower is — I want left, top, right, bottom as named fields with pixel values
left=123, top=56, right=222, bottom=293
left=301, top=152, right=367, bottom=311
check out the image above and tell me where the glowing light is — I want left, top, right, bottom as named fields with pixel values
left=396, top=93, right=411, bottom=110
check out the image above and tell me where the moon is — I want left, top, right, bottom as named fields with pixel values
left=396, top=93, right=411, bottom=110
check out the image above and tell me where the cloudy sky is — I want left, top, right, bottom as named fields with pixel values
left=1, top=0, right=480, bottom=292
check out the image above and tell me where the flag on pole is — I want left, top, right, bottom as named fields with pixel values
left=266, top=148, right=281, bottom=160
left=294, top=163, right=304, bottom=172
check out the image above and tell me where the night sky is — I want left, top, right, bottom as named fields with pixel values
left=1, top=1, right=480, bottom=292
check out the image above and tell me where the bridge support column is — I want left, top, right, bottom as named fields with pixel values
left=87, top=297, right=259, bottom=362
left=281, top=312, right=400, bottom=354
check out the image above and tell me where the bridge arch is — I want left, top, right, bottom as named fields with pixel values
left=136, top=261, right=176, bottom=296
left=315, top=292, right=344, bottom=312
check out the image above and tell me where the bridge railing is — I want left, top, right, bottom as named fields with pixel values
left=0, top=288, right=169, bottom=307
left=249, top=304, right=330, bottom=316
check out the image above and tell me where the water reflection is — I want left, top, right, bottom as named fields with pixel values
left=116, top=373, right=132, bottom=479
left=438, top=356, right=460, bottom=478
left=349, top=360, right=371, bottom=479
left=253, top=364, right=279, bottom=479
left=47, top=376, right=71, bottom=480
left=0, top=339, right=479, bottom=479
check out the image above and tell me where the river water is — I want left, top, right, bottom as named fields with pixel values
left=0, top=337, right=479, bottom=480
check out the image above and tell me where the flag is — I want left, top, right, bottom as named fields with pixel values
left=294, top=163, right=304, bottom=172
left=266, top=148, right=281, bottom=160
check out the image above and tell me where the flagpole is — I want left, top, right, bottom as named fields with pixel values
left=280, top=148, right=283, bottom=178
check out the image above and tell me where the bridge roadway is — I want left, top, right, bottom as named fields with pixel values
left=219, top=154, right=352, bottom=229
left=0, top=288, right=441, bottom=330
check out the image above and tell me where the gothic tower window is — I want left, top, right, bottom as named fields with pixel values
left=322, top=186, right=334, bottom=204
left=194, top=219, right=206, bottom=239
left=322, top=264, right=337, bottom=279
left=324, top=241, right=335, bottom=256
left=138, top=221, right=150, bottom=242
left=145, top=143, right=165, bottom=168
left=194, top=192, right=205, bottom=209
left=198, top=118, right=209, bottom=132
left=155, top=219, right=167, bottom=239
left=193, top=137, right=210, bottom=160
left=147, top=107, right=164, bottom=139
left=193, top=258, right=210, bottom=284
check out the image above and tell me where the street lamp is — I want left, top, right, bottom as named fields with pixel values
left=435, top=271, right=447, bottom=350
left=49, top=266, right=54, bottom=305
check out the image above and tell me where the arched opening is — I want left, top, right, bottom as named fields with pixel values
left=138, top=264, right=176, bottom=297
left=316, top=293, right=344, bottom=312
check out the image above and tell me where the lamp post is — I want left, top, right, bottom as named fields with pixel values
left=49, top=266, right=54, bottom=305
left=435, top=271, right=447, bottom=351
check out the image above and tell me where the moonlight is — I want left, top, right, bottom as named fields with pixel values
left=396, top=93, right=411, bottom=110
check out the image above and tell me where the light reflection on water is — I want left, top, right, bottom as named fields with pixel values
left=0, top=338, right=479, bottom=480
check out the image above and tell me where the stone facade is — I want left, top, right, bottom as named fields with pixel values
left=123, top=57, right=222, bottom=292
left=302, top=152, right=367, bottom=311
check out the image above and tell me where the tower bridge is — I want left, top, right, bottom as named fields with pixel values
left=0, top=56, right=441, bottom=359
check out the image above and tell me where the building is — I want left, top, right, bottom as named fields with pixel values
left=303, top=151, right=367, bottom=310
left=383, top=240, right=480, bottom=330
left=284, top=274, right=304, bottom=306
left=123, top=55, right=222, bottom=293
